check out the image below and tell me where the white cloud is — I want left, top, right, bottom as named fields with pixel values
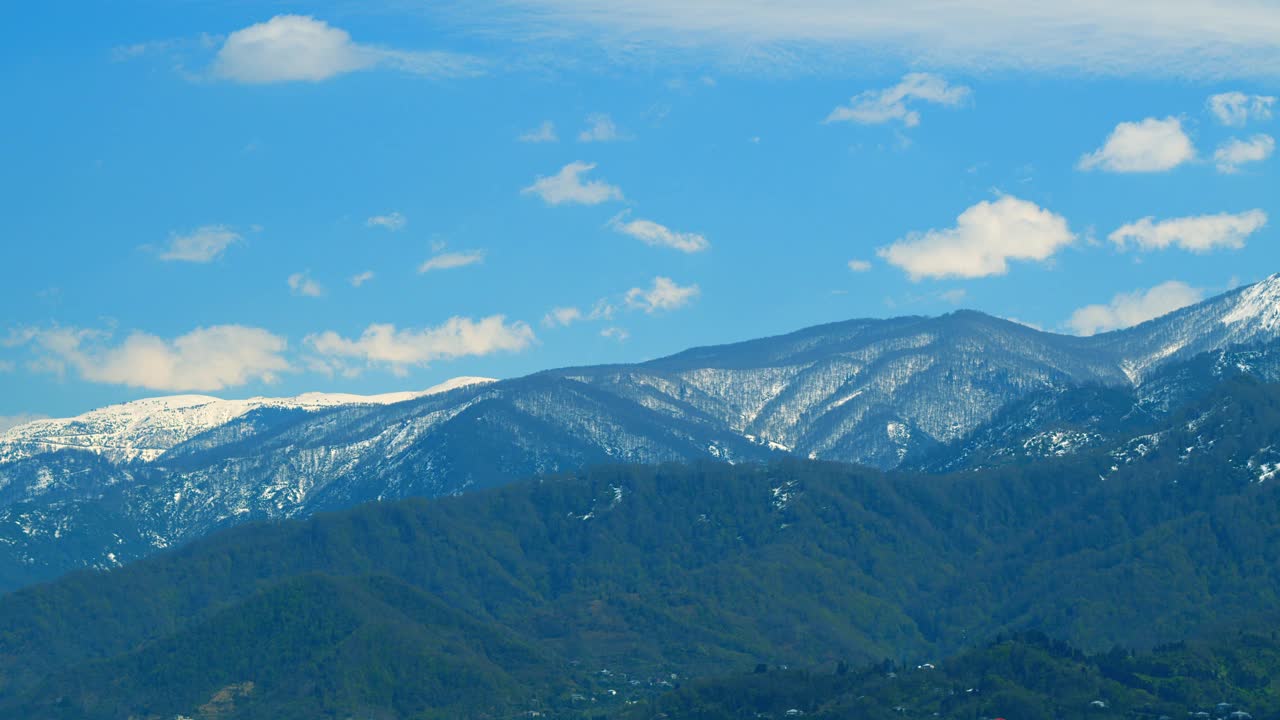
left=288, top=272, right=324, bottom=297
left=1208, top=92, right=1277, bottom=126
left=522, top=161, right=623, bottom=206
left=589, top=299, right=616, bottom=320
left=519, top=121, right=558, bottom=143
left=418, top=250, right=485, bottom=273
left=601, top=327, right=630, bottom=341
left=366, top=212, right=407, bottom=231
left=350, top=270, right=375, bottom=287
left=543, top=306, right=584, bottom=327
left=609, top=213, right=709, bottom=253
left=938, top=289, right=967, bottom=304
left=578, top=113, right=628, bottom=142
left=157, top=225, right=241, bottom=263
left=1067, top=281, right=1204, bottom=336
left=1214, top=134, right=1275, bottom=173
left=1004, top=317, right=1044, bottom=331
left=1109, top=210, right=1267, bottom=253
left=212, top=15, right=480, bottom=84
left=305, top=316, right=535, bottom=375
left=0, top=414, right=49, bottom=434
left=848, top=259, right=872, bottom=272
left=1078, top=117, right=1196, bottom=173
left=483, top=1, right=1280, bottom=77
left=625, top=276, right=700, bottom=313
left=19, top=325, right=290, bottom=391
left=825, top=73, right=969, bottom=127
left=878, top=195, right=1075, bottom=280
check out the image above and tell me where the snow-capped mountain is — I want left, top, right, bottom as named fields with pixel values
left=0, top=377, right=496, bottom=465
left=1, top=276, right=1279, bottom=592
left=1091, top=273, right=1280, bottom=382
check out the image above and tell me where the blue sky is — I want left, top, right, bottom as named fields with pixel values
left=2, top=1, right=1278, bottom=421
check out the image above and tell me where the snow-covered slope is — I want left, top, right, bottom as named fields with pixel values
left=1093, top=274, right=1280, bottom=382
left=0, top=377, right=495, bottom=465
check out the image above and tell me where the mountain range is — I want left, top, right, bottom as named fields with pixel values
left=1, top=275, right=1279, bottom=592
left=3, top=371, right=1280, bottom=718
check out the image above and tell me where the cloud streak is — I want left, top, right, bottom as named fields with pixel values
left=482, top=1, right=1280, bottom=78
left=522, top=162, right=623, bottom=205
left=825, top=73, right=969, bottom=127
left=1109, top=210, right=1267, bottom=253
left=305, top=316, right=535, bottom=375
left=609, top=213, right=709, bottom=253
left=367, top=212, right=407, bottom=231
left=157, top=225, right=241, bottom=263
left=419, top=251, right=485, bottom=273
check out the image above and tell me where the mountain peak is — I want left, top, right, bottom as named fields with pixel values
left=1223, top=275, right=1280, bottom=331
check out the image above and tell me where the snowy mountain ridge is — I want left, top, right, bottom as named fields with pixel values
left=0, top=376, right=495, bottom=465
left=1, top=277, right=1279, bottom=593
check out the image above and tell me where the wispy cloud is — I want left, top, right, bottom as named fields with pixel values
left=825, top=73, right=969, bottom=127
left=0, top=414, right=48, bottom=434
left=366, top=212, right=407, bottom=231
left=578, top=113, right=628, bottom=142
left=1214, top=134, right=1275, bottom=173
left=518, top=121, right=559, bottom=143
left=609, top=212, right=709, bottom=253
left=305, top=316, right=535, bottom=376
left=1109, top=210, right=1267, bottom=253
left=1068, top=281, right=1204, bottom=336
left=479, top=1, right=1280, bottom=78
left=156, top=225, right=241, bottom=263
left=879, top=196, right=1075, bottom=280
left=350, top=270, right=375, bottom=287
left=1207, top=91, right=1276, bottom=125
left=624, top=276, right=700, bottom=313
left=1078, top=117, right=1196, bottom=173
left=212, top=15, right=481, bottom=84
left=288, top=271, right=324, bottom=297
left=13, top=325, right=290, bottom=391
left=847, top=259, right=872, bottom=272
left=542, top=300, right=617, bottom=328
left=543, top=306, right=584, bottom=327
left=522, top=161, right=623, bottom=206
left=419, top=250, right=485, bottom=273
left=600, top=327, right=630, bottom=342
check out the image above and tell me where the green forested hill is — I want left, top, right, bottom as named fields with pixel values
left=626, top=630, right=1280, bottom=720
left=2, top=379, right=1280, bottom=719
